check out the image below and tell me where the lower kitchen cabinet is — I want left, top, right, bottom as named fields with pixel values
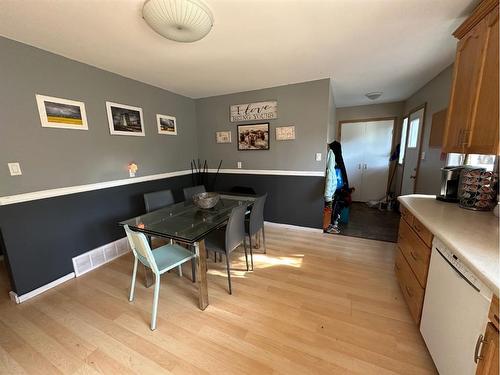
left=476, top=322, right=499, bottom=375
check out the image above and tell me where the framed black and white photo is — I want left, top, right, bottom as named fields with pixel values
left=106, top=101, right=145, bottom=136
left=36, top=94, right=88, bottom=130
left=237, top=123, right=270, bottom=151
left=216, top=131, right=231, bottom=143
left=156, top=114, right=177, bottom=135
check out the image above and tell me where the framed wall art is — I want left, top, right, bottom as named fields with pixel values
left=276, top=126, right=296, bottom=140
left=216, top=131, right=232, bottom=143
left=35, top=94, right=88, bottom=130
left=157, top=114, right=177, bottom=135
left=106, top=101, right=145, bottom=136
left=230, top=100, right=278, bottom=122
left=237, top=123, right=270, bottom=151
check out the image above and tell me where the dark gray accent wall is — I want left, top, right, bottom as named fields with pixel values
left=195, top=79, right=331, bottom=172
left=0, top=37, right=198, bottom=196
left=0, top=174, right=192, bottom=295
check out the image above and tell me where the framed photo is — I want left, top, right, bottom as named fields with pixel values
left=216, top=131, right=232, bottom=143
left=276, top=126, right=296, bottom=140
left=157, top=114, right=177, bottom=135
left=106, top=101, right=145, bottom=136
left=237, top=123, right=270, bottom=151
left=35, top=94, right=88, bottom=130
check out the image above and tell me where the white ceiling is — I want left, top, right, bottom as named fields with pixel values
left=0, top=0, right=476, bottom=106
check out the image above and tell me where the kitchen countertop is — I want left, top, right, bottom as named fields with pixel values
left=398, top=195, right=499, bottom=296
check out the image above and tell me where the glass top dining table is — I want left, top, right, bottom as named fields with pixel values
left=119, top=194, right=255, bottom=244
left=119, top=193, right=256, bottom=311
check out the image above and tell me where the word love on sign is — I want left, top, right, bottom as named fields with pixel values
left=230, top=101, right=278, bottom=122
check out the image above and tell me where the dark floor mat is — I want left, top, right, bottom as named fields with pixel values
left=337, top=202, right=400, bottom=242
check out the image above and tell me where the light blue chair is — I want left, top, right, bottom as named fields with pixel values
left=124, top=225, right=196, bottom=330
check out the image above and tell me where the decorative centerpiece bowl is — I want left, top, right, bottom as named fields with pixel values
left=192, top=192, right=220, bottom=209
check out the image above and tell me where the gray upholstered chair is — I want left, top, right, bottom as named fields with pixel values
left=204, top=205, right=248, bottom=294
left=183, top=185, right=206, bottom=201
left=245, top=193, right=267, bottom=270
left=144, top=189, right=175, bottom=213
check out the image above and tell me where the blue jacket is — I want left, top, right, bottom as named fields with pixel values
left=324, top=149, right=343, bottom=202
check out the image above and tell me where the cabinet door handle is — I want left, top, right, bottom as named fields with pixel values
left=474, top=334, right=486, bottom=363
left=405, top=285, right=413, bottom=297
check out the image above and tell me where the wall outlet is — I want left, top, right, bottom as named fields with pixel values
left=421, top=151, right=426, bottom=160
left=8, top=162, right=22, bottom=176
left=315, top=153, right=322, bottom=161
left=237, top=161, right=242, bottom=169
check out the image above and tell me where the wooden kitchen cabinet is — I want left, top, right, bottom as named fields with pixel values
left=476, top=322, right=499, bottom=375
left=443, top=0, right=499, bottom=154
left=395, top=207, right=433, bottom=324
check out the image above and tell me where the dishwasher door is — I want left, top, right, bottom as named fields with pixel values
left=420, top=244, right=491, bottom=375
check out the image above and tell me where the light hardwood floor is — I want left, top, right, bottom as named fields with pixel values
left=0, top=226, right=437, bottom=374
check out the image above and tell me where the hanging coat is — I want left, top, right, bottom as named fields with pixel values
left=324, top=149, right=343, bottom=202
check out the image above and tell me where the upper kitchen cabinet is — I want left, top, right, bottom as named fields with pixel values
left=443, top=0, right=499, bottom=154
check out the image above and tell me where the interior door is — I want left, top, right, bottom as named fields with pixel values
left=401, top=107, right=425, bottom=196
left=341, top=120, right=394, bottom=202
left=361, top=120, right=394, bottom=201
left=340, top=122, right=365, bottom=201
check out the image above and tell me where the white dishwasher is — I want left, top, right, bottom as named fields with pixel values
left=420, top=238, right=492, bottom=375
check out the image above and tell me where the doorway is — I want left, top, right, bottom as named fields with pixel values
left=341, top=119, right=395, bottom=202
left=400, top=104, right=426, bottom=195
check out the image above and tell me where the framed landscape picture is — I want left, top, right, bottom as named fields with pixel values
left=237, top=123, right=270, bottom=151
left=106, top=101, right=145, bottom=136
left=156, top=114, right=177, bottom=135
left=36, top=94, right=88, bottom=130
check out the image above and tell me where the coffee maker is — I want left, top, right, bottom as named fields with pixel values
left=436, top=166, right=464, bottom=202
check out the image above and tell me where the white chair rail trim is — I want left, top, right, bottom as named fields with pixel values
left=0, top=169, right=325, bottom=206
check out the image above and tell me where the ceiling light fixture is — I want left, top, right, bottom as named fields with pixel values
left=365, top=92, right=383, bottom=100
left=142, top=0, right=214, bottom=43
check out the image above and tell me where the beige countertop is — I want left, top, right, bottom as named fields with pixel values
left=398, top=195, right=499, bottom=296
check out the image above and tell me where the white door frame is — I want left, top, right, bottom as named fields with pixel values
left=339, top=117, right=396, bottom=201
left=399, top=103, right=427, bottom=195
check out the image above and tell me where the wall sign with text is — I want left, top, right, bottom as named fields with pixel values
left=230, top=100, right=278, bottom=122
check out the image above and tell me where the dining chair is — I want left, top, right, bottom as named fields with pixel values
left=144, top=189, right=175, bottom=213
left=183, top=185, right=206, bottom=201
left=204, top=204, right=248, bottom=294
left=245, top=193, right=267, bottom=270
left=124, top=225, right=196, bottom=330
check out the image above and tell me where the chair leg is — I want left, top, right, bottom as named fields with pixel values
left=178, top=265, right=183, bottom=277
left=225, top=252, right=232, bottom=295
left=129, top=257, right=138, bottom=302
left=191, top=259, right=196, bottom=283
left=243, top=237, right=249, bottom=271
left=262, top=226, right=267, bottom=254
left=151, top=275, right=161, bottom=331
left=248, top=235, right=254, bottom=271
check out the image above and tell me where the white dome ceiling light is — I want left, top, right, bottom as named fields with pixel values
left=365, top=92, right=383, bottom=100
left=142, top=0, right=214, bottom=43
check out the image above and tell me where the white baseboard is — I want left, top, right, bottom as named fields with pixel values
left=264, top=221, right=323, bottom=233
left=9, top=272, right=75, bottom=304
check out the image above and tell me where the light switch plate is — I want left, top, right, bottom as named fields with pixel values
left=237, top=161, right=242, bottom=169
left=8, top=162, right=22, bottom=176
left=315, top=153, right=322, bottom=161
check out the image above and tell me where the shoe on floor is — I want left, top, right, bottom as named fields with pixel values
left=325, top=225, right=340, bottom=234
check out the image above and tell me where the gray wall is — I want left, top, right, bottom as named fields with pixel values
left=337, top=102, right=405, bottom=130
left=195, top=79, right=331, bottom=172
left=402, top=65, right=453, bottom=195
left=0, top=37, right=198, bottom=196
left=327, top=81, right=337, bottom=143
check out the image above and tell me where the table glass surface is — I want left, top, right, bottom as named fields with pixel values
left=120, top=195, right=255, bottom=243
